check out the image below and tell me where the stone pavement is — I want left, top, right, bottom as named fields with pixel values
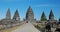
left=12, top=22, right=41, bottom=32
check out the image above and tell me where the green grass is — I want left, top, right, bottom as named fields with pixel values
left=35, top=23, right=46, bottom=29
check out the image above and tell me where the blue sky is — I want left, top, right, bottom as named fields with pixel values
left=0, top=0, right=60, bottom=20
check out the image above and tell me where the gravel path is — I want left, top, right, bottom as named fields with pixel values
left=12, top=23, right=41, bottom=32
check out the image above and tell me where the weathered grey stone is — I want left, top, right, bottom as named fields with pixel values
left=41, top=11, right=47, bottom=21
left=0, top=7, right=60, bottom=32
left=49, top=9, right=54, bottom=21
left=26, top=6, right=34, bottom=22
left=13, top=9, right=20, bottom=21
left=6, top=8, right=11, bottom=20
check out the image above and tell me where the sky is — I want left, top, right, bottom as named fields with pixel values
left=0, top=0, right=60, bottom=20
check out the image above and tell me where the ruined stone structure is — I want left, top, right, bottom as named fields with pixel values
left=13, top=9, right=20, bottom=21
left=26, top=6, right=34, bottom=22
left=0, top=6, right=60, bottom=32
left=6, top=8, right=11, bottom=20
left=49, top=10, right=54, bottom=21
left=41, top=11, right=47, bottom=21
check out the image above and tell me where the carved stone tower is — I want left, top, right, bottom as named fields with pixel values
left=41, top=11, right=47, bottom=21
left=26, top=6, right=34, bottom=22
left=6, top=8, right=11, bottom=20
left=49, top=9, right=54, bottom=21
left=13, top=9, right=20, bottom=21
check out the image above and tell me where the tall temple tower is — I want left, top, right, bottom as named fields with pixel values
left=49, top=9, right=54, bottom=21
left=26, top=6, right=34, bottom=22
left=13, top=9, right=20, bottom=21
left=6, top=8, right=11, bottom=20
left=41, top=11, right=47, bottom=21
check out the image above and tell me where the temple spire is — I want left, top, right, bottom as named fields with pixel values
left=27, top=6, right=33, bottom=12
left=49, top=9, right=54, bottom=20
left=41, top=11, right=47, bottom=21
left=13, top=9, right=20, bottom=21
left=26, top=6, right=34, bottom=22
left=6, top=8, right=11, bottom=19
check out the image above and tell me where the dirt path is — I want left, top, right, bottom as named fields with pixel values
left=12, top=23, right=41, bottom=32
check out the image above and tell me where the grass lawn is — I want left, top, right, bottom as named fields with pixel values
left=38, top=23, right=45, bottom=28
left=35, top=23, right=46, bottom=28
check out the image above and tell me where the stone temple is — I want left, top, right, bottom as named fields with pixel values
left=13, top=9, right=20, bottom=21
left=49, top=9, right=54, bottom=21
left=0, top=6, right=60, bottom=32
left=25, top=6, right=35, bottom=22
left=6, top=8, right=11, bottom=20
